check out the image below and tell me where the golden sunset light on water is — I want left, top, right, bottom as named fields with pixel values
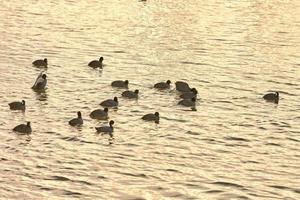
left=0, top=0, right=299, bottom=199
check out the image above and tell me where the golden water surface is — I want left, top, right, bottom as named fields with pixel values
left=0, top=0, right=300, bottom=199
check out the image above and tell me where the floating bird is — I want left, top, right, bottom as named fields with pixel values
left=13, top=122, right=32, bottom=134
left=142, top=112, right=159, bottom=122
left=263, top=92, right=279, bottom=104
left=100, top=97, right=118, bottom=107
left=175, top=81, right=191, bottom=92
left=8, top=100, right=25, bottom=111
left=95, top=120, right=114, bottom=134
left=88, top=57, right=104, bottom=69
left=32, top=73, right=47, bottom=90
left=69, top=111, right=83, bottom=126
left=111, top=80, right=129, bottom=88
left=154, top=80, right=171, bottom=89
left=90, top=108, right=109, bottom=120
left=180, top=88, right=198, bottom=99
left=32, top=58, right=47, bottom=67
left=122, top=89, right=139, bottom=99
left=178, top=97, right=196, bottom=107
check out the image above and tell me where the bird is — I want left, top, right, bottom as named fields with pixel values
left=13, top=122, right=32, bottom=134
left=175, top=81, right=191, bottom=92
left=32, top=58, right=47, bottom=67
left=90, top=108, right=109, bottom=120
left=142, top=112, right=160, bottom=122
left=122, top=90, right=139, bottom=99
left=178, top=97, right=196, bottom=107
left=95, top=120, right=114, bottom=134
left=69, top=111, right=83, bottom=126
left=263, top=92, right=279, bottom=104
left=88, top=57, right=104, bottom=69
left=180, top=88, right=198, bottom=99
left=111, top=80, right=129, bottom=88
left=100, top=97, right=118, bottom=107
left=154, top=80, right=171, bottom=89
left=32, top=73, right=47, bottom=90
left=8, top=100, right=25, bottom=111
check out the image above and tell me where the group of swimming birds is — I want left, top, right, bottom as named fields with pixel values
left=9, top=57, right=280, bottom=136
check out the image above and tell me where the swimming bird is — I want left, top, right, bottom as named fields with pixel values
left=32, top=58, right=47, bottom=67
left=90, top=108, right=109, bottom=120
left=111, top=80, right=129, bottom=88
left=154, top=80, right=171, bottom=89
left=175, top=81, right=191, bottom=92
left=142, top=112, right=159, bottom=122
left=88, top=57, right=104, bottom=69
left=32, top=73, right=47, bottom=90
left=69, top=111, right=83, bottom=126
left=178, top=97, right=196, bottom=107
left=263, top=92, right=279, bottom=104
left=100, top=97, right=118, bottom=107
left=13, top=122, right=32, bottom=134
left=180, top=88, right=198, bottom=99
left=122, top=89, right=139, bottom=99
left=8, top=100, right=25, bottom=111
left=95, top=120, right=114, bottom=134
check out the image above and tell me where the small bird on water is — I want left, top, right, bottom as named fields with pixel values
left=13, top=122, right=32, bottom=134
left=178, top=97, right=196, bottom=107
left=122, top=89, right=139, bottom=99
left=154, top=80, right=171, bottom=89
left=175, top=81, right=191, bottom=92
left=32, top=58, right=48, bottom=67
left=69, top=111, right=83, bottom=126
left=90, top=108, right=109, bottom=120
left=263, top=92, right=279, bottom=104
left=8, top=100, right=26, bottom=111
left=88, top=57, right=104, bottom=69
left=142, top=112, right=160, bottom=123
left=111, top=80, right=129, bottom=88
left=100, top=97, right=119, bottom=108
left=95, top=120, right=114, bottom=134
left=180, top=88, right=198, bottom=99
left=32, top=73, right=47, bottom=90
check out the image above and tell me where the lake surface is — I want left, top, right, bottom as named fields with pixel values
left=0, top=0, right=300, bottom=199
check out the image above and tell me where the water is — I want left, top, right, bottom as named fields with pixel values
left=1, top=0, right=300, bottom=199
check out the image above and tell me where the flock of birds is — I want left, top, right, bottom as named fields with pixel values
left=9, top=57, right=280, bottom=139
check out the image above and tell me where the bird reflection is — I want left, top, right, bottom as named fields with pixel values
left=35, top=90, right=48, bottom=101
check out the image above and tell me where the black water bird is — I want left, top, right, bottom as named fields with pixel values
left=263, top=92, right=279, bottom=104
left=32, top=58, right=47, bottom=67
left=69, top=111, right=83, bottom=126
left=13, top=122, right=32, bottom=134
left=9, top=100, right=25, bottom=111
left=122, top=90, right=139, bottom=99
left=88, top=57, right=104, bottom=68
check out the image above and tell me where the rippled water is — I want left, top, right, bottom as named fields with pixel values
left=1, top=0, right=300, bottom=199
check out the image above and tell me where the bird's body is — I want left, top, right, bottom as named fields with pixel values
left=95, top=120, right=114, bottom=134
left=154, top=80, right=171, bottom=89
left=9, top=100, right=25, bottom=111
left=69, top=111, right=83, bottom=126
left=122, top=90, right=139, bottom=99
left=88, top=57, right=103, bottom=68
left=111, top=80, right=129, bottom=88
left=13, top=122, right=32, bottom=134
left=100, top=97, right=118, bottom=107
left=32, top=73, right=47, bottom=90
left=178, top=97, right=196, bottom=107
left=263, top=92, right=279, bottom=104
left=180, top=88, right=198, bottom=99
left=175, top=81, right=191, bottom=92
left=142, top=112, right=160, bottom=122
left=90, top=108, right=109, bottom=120
left=32, top=58, right=47, bottom=67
